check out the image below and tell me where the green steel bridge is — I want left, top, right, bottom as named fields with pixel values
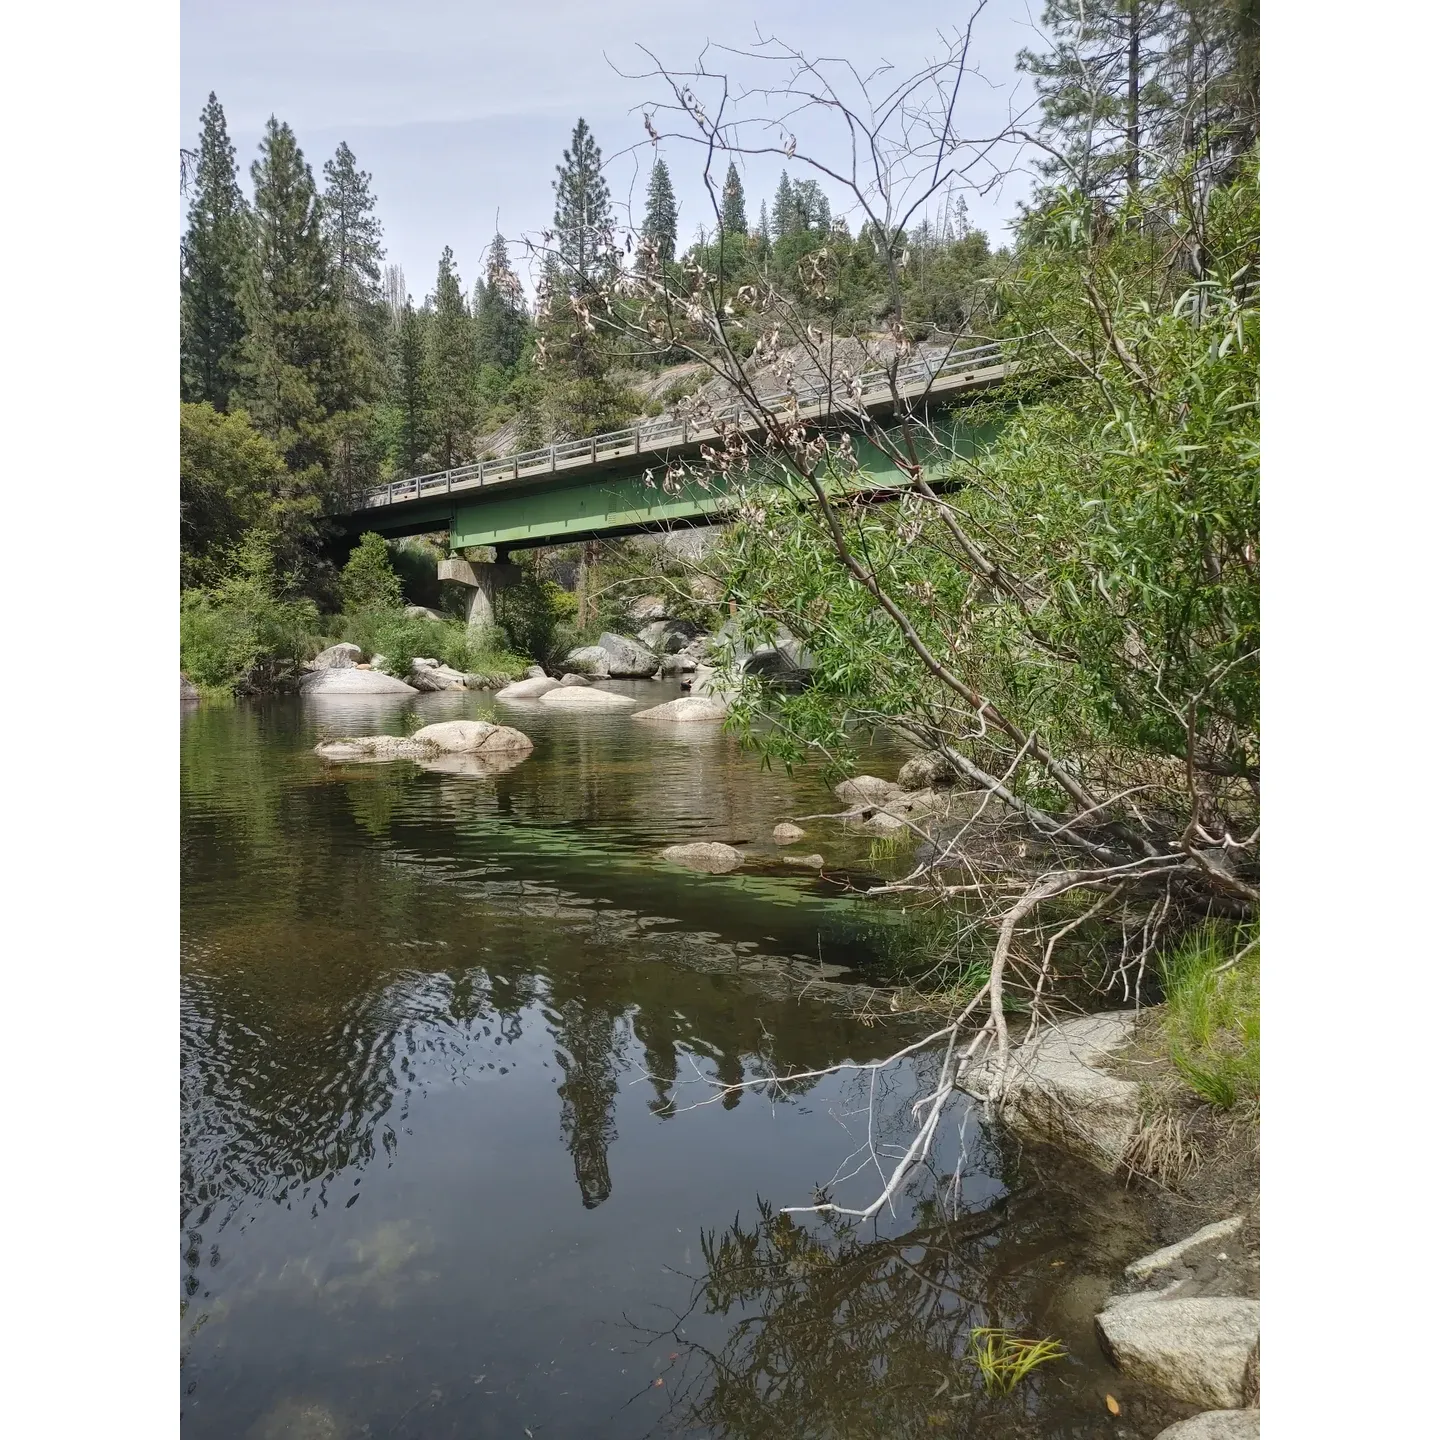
left=328, top=339, right=1017, bottom=558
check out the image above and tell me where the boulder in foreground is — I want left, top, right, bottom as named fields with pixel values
left=633, top=696, right=728, bottom=723
left=1153, top=1412, right=1259, bottom=1440
left=1097, top=1295, right=1260, bottom=1410
left=539, top=687, right=637, bottom=711
left=661, top=842, right=745, bottom=873
left=496, top=675, right=561, bottom=700
left=300, top=667, right=417, bottom=695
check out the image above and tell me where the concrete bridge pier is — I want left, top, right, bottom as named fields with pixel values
left=438, top=555, right=519, bottom=631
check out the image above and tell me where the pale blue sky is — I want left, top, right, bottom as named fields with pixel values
left=181, top=0, right=1045, bottom=302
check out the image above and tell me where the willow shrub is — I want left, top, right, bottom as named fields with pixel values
left=717, top=159, right=1258, bottom=814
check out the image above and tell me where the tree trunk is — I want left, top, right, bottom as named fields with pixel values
left=1127, top=2, right=1142, bottom=199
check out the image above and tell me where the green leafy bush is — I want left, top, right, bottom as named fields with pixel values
left=180, top=532, right=319, bottom=693
left=339, top=608, right=529, bottom=682
left=340, top=532, right=404, bottom=612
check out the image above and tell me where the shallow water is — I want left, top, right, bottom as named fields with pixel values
left=181, top=681, right=1183, bottom=1439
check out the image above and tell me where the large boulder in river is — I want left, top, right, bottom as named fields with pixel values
left=181, top=674, right=199, bottom=701
left=300, top=667, right=417, bottom=695
left=1096, top=1296, right=1260, bottom=1410
left=496, top=675, right=561, bottom=700
left=633, top=696, right=728, bottom=723
left=308, top=642, right=363, bottom=670
left=410, top=720, right=533, bottom=756
left=661, top=842, right=744, bottom=873
left=562, top=645, right=610, bottom=676
left=596, top=631, right=661, bottom=678
left=1153, top=1413, right=1260, bottom=1440
left=539, top=686, right=637, bottom=712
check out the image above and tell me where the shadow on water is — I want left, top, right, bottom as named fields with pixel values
left=180, top=689, right=1185, bottom=1440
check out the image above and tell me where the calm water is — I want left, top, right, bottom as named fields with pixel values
left=181, top=682, right=1184, bottom=1440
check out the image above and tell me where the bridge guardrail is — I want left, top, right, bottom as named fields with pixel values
left=362, top=337, right=1017, bottom=510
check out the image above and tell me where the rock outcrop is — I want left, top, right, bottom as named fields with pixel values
left=628, top=595, right=669, bottom=623
left=538, top=686, right=637, bottom=711
left=596, top=632, right=661, bottom=677
left=1096, top=1296, right=1260, bottom=1410
left=661, top=842, right=745, bottom=873
left=632, top=696, right=728, bottom=722
left=300, top=667, right=417, bottom=695
left=496, top=675, right=561, bottom=700
left=960, top=1012, right=1142, bottom=1174
left=308, top=642, right=364, bottom=670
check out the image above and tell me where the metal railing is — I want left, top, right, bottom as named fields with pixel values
left=360, top=337, right=1015, bottom=510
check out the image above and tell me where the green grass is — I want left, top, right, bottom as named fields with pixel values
left=1158, top=922, right=1259, bottom=1111
left=967, top=1329, right=1065, bottom=1394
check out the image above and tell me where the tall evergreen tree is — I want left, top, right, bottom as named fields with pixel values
left=321, top=142, right=385, bottom=314
left=181, top=93, right=249, bottom=409
left=553, top=118, right=613, bottom=292
left=390, top=295, right=432, bottom=474
left=793, top=178, right=831, bottom=234
left=236, top=117, right=353, bottom=481
left=755, top=199, right=771, bottom=262
left=427, top=246, right=475, bottom=469
left=641, top=158, right=678, bottom=266
left=772, top=171, right=797, bottom=238
left=475, top=233, right=529, bottom=370
left=1017, top=0, right=1170, bottom=202
left=721, top=160, right=747, bottom=234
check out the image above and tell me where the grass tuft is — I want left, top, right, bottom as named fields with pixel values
left=967, top=1328, right=1065, bottom=1394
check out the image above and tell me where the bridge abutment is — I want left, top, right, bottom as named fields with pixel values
left=437, top=556, right=519, bottom=631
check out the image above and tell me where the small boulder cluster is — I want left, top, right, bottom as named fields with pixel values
left=314, top=719, right=534, bottom=775
left=300, top=641, right=504, bottom=695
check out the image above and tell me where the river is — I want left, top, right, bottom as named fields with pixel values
left=181, top=680, right=1183, bottom=1439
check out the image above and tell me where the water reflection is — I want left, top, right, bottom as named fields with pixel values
left=180, top=694, right=1173, bottom=1439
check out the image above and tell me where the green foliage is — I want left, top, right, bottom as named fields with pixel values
left=321, top=141, right=385, bottom=313
left=1159, top=922, right=1259, bottom=1110
left=642, top=159, right=678, bottom=265
left=340, top=532, right=404, bottom=612
left=475, top=233, right=529, bottom=371
left=428, top=245, right=475, bottom=467
left=180, top=531, right=319, bottom=693
left=181, top=402, right=300, bottom=588
left=338, top=608, right=528, bottom=681
left=553, top=117, right=613, bottom=291
left=387, top=295, right=433, bottom=473
left=968, top=1329, right=1066, bottom=1394
left=493, top=551, right=578, bottom=665
left=721, top=160, right=747, bottom=235
left=181, top=93, right=250, bottom=408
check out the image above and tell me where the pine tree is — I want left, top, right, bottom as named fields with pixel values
left=756, top=199, right=771, bottom=260
left=181, top=93, right=250, bottom=409
left=321, top=142, right=385, bottom=315
left=721, top=160, right=747, bottom=235
left=427, top=246, right=474, bottom=469
left=390, top=295, right=432, bottom=474
left=553, top=118, right=613, bottom=292
left=1017, top=0, right=1170, bottom=202
left=236, top=117, right=353, bottom=481
left=793, top=179, right=831, bottom=234
left=641, top=158, right=678, bottom=266
left=475, top=233, right=529, bottom=370
left=772, top=171, right=797, bottom=238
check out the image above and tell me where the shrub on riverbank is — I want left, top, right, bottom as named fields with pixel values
left=338, top=607, right=528, bottom=683
left=1159, top=925, right=1260, bottom=1112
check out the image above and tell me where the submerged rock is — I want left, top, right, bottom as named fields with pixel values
left=308, top=642, right=364, bottom=670
left=661, top=842, right=744, bottom=873
left=781, top=853, right=825, bottom=869
left=1153, top=1414, right=1260, bottom=1440
left=772, top=822, right=806, bottom=843
left=961, top=1012, right=1142, bottom=1174
left=314, top=734, right=432, bottom=762
left=495, top=675, right=561, bottom=700
left=300, top=667, right=416, bottom=695
left=538, top=686, right=637, bottom=711
left=1119, top=1216, right=1249, bottom=1300
left=1097, top=1295, right=1260, bottom=1410
left=632, top=696, right=728, bottom=723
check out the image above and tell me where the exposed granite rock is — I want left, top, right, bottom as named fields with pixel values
left=661, top=842, right=745, bottom=873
